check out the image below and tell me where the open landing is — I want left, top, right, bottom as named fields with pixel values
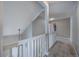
left=47, top=41, right=78, bottom=57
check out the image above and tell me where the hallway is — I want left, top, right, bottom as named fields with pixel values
left=0, top=1, right=78, bottom=57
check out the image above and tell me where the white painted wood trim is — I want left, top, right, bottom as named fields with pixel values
left=32, top=8, right=44, bottom=22
left=70, top=16, right=73, bottom=43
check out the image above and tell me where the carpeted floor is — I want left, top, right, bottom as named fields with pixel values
left=47, top=41, right=77, bottom=57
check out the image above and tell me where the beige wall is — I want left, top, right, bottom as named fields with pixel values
left=21, top=24, right=32, bottom=39
left=50, top=18, right=70, bottom=38
left=0, top=2, right=3, bottom=57
left=3, top=35, right=19, bottom=46
left=76, top=2, right=79, bottom=55
left=3, top=1, right=43, bottom=36
left=32, top=11, right=45, bottom=37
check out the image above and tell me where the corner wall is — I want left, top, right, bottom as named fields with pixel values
left=76, top=2, right=79, bottom=55
left=0, top=2, right=3, bottom=57
left=32, top=11, right=45, bottom=37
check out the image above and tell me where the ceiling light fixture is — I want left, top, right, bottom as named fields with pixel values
left=50, top=18, right=55, bottom=21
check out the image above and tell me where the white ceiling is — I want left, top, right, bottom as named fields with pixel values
left=3, top=1, right=43, bottom=36
left=49, top=1, right=77, bottom=18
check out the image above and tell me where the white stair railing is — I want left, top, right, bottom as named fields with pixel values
left=10, top=32, right=57, bottom=57
left=11, top=34, right=47, bottom=57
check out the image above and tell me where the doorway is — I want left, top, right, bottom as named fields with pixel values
left=48, top=17, right=71, bottom=48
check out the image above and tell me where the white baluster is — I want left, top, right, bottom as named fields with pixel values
left=25, top=42, right=28, bottom=57
left=27, top=40, right=29, bottom=57
left=36, top=38, right=38, bottom=57
left=35, top=40, right=37, bottom=57
left=17, top=34, right=46, bottom=57
left=31, top=40, right=33, bottom=57
left=38, top=37, right=41, bottom=57
left=33, top=40, right=35, bottom=57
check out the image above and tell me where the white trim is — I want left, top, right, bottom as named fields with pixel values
left=37, top=1, right=46, bottom=8
left=70, top=16, right=79, bottom=56
left=70, top=16, right=73, bottom=43
left=3, top=42, right=18, bottom=47
left=32, top=8, right=44, bottom=22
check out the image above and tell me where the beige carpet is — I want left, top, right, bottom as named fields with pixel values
left=47, top=41, right=77, bottom=57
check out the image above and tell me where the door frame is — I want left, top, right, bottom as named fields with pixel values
left=49, top=17, right=72, bottom=43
